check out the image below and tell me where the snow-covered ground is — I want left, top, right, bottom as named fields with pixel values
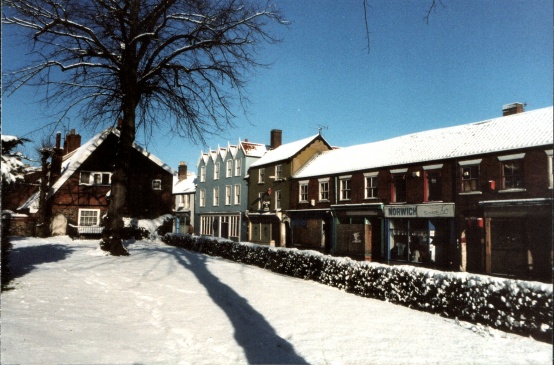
left=1, top=236, right=552, bottom=365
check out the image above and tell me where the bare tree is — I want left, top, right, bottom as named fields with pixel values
left=3, top=0, right=286, bottom=255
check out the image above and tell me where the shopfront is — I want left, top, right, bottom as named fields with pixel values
left=385, top=203, right=456, bottom=268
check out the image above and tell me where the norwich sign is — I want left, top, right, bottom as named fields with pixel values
left=384, top=204, right=455, bottom=218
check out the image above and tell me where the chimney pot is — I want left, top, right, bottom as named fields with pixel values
left=270, top=129, right=282, bottom=150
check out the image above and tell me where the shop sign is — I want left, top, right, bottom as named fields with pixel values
left=385, top=204, right=454, bottom=218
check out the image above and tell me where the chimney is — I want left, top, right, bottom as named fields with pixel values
left=270, top=129, right=282, bottom=150
left=55, top=132, right=61, bottom=149
left=178, top=161, right=188, bottom=181
left=51, top=132, right=64, bottom=178
left=63, top=129, right=81, bottom=155
left=502, top=102, right=524, bottom=116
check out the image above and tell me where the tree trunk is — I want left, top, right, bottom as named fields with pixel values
left=37, top=150, right=51, bottom=238
left=100, top=1, right=139, bottom=256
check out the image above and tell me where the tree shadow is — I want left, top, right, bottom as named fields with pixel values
left=6, top=241, right=74, bottom=282
left=170, top=248, right=308, bottom=364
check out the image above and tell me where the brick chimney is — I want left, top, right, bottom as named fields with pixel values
left=63, top=129, right=81, bottom=155
left=502, top=102, right=525, bottom=116
left=51, top=132, right=64, bottom=179
left=270, top=129, right=282, bottom=150
left=178, top=161, right=188, bottom=181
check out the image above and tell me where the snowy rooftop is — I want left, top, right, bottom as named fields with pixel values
left=249, top=134, right=322, bottom=168
left=173, top=173, right=197, bottom=194
left=294, top=106, right=553, bottom=178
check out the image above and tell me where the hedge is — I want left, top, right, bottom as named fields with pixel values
left=162, top=233, right=553, bottom=343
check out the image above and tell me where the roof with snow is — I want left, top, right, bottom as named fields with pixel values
left=173, top=173, right=197, bottom=194
left=294, top=106, right=553, bottom=179
left=249, top=134, right=328, bottom=168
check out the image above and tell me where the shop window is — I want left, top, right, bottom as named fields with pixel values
left=80, top=171, right=111, bottom=186
left=389, top=219, right=429, bottom=263
left=200, top=166, right=206, bottom=182
left=226, top=160, right=233, bottom=178
left=235, top=159, right=242, bottom=176
left=225, top=185, right=232, bottom=205
left=78, top=209, right=100, bottom=226
left=319, top=178, right=330, bottom=201
left=213, top=187, right=219, bottom=206
left=364, top=172, right=378, bottom=199
left=214, top=162, right=220, bottom=180
left=299, top=181, right=309, bottom=203
left=200, top=215, right=214, bottom=235
left=258, top=168, right=265, bottom=184
left=234, top=184, right=241, bottom=205
left=391, top=173, right=406, bottom=203
left=340, top=176, right=351, bottom=200
left=199, top=189, right=206, bottom=207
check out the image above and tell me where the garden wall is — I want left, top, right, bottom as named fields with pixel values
left=162, top=233, right=552, bottom=343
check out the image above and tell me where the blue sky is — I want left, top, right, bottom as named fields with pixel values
left=2, top=0, right=552, bottom=173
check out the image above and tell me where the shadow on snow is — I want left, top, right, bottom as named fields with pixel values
left=6, top=240, right=74, bottom=282
left=167, top=246, right=308, bottom=364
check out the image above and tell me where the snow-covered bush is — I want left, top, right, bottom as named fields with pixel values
left=162, top=233, right=553, bottom=342
left=123, top=215, right=173, bottom=241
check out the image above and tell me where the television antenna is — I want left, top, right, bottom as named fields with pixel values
left=316, top=124, right=328, bottom=135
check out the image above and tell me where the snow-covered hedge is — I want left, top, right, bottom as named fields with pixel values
left=162, top=234, right=553, bottom=342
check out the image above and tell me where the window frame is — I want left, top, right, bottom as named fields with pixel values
left=199, top=189, right=206, bottom=207
left=152, top=179, right=162, bottom=190
left=318, top=178, right=330, bottom=202
left=78, top=208, right=100, bottom=226
left=234, top=184, right=241, bottom=205
left=339, top=175, right=352, bottom=201
left=226, top=160, right=233, bottom=178
left=459, top=159, right=482, bottom=194
left=213, top=187, right=220, bottom=206
left=275, top=164, right=282, bottom=180
left=235, top=159, right=242, bottom=176
left=364, top=172, right=378, bottom=199
left=200, top=166, right=206, bottom=182
left=258, top=168, right=265, bottom=184
left=79, top=171, right=112, bottom=186
left=299, top=180, right=309, bottom=203
left=275, top=190, right=282, bottom=210
left=225, top=185, right=232, bottom=205
left=390, top=169, right=407, bottom=203
left=498, top=153, right=525, bottom=191
left=214, top=162, right=220, bottom=180
left=546, top=150, right=553, bottom=189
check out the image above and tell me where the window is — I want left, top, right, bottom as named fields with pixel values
left=275, top=165, right=282, bottom=180
left=275, top=190, right=282, bottom=210
left=546, top=150, right=553, bottom=189
left=199, top=189, right=206, bottom=207
left=235, top=159, right=242, bottom=176
left=152, top=179, right=162, bottom=190
left=177, top=194, right=190, bottom=209
left=213, top=187, right=219, bottom=206
left=226, top=160, right=233, bottom=178
left=258, top=168, right=265, bottom=184
left=78, top=209, right=100, bottom=226
left=340, top=176, right=351, bottom=200
left=364, top=172, right=378, bottom=199
left=423, top=164, right=443, bottom=202
left=225, top=186, right=232, bottom=205
left=200, top=166, right=206, bottom=182
left=214, top=163, right=220, bottom=180
left=499, top=153, right=525, bottom=190
left=390, top=169, right=407, bottom=203
left=459, top=159, right=481, bottom=193
left=234, top=184, right=241, bottom=205
left=299, top=181, right=309, bottom=202
left=319, top=178, right=329, bottom=201
left=80, top=171, right=111, bottom=185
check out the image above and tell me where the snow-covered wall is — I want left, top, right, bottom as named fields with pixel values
left=162, top=234, right=553, bottom=343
